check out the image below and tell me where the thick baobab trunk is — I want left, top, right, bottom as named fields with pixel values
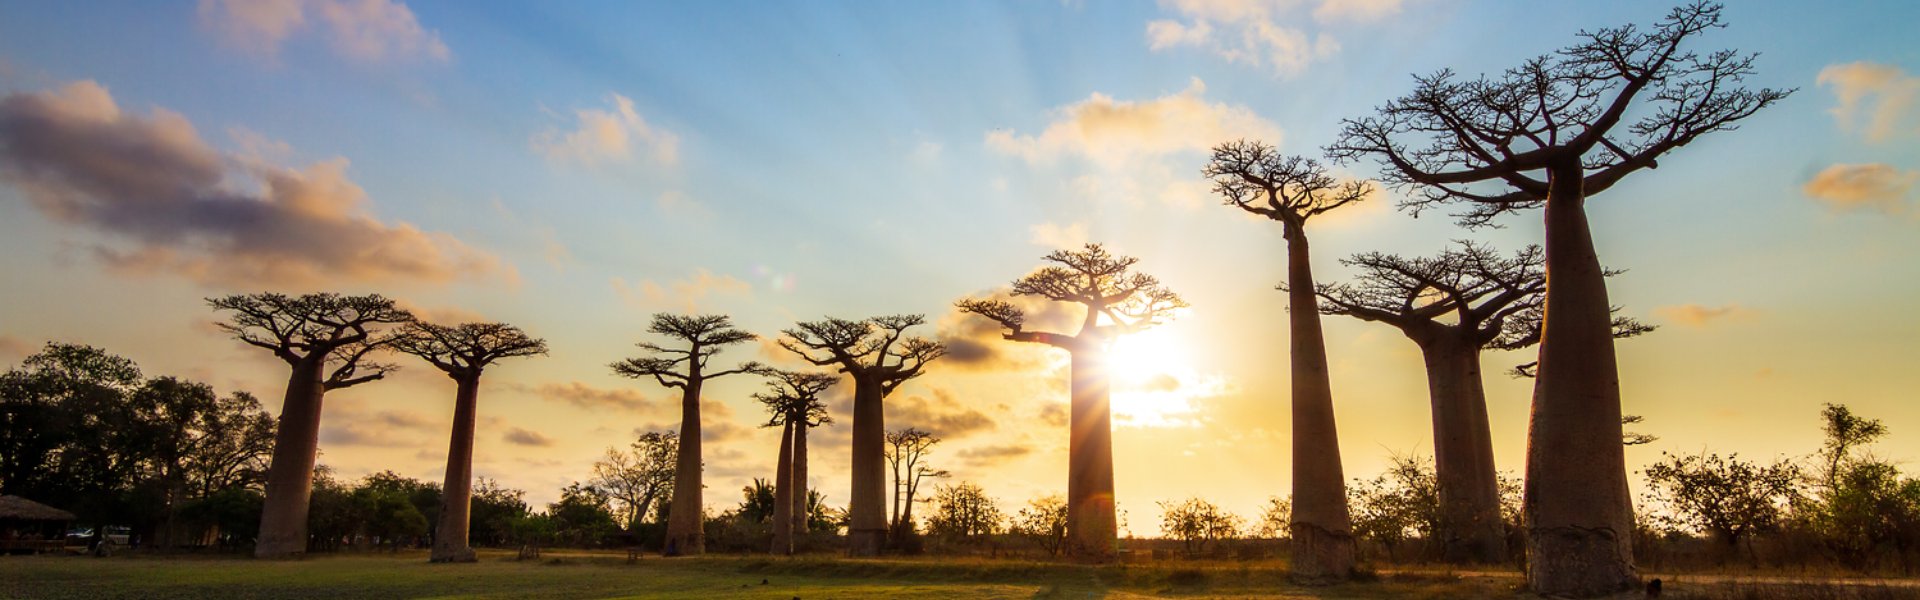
left=256, top=359, right=326, bottom=558
left=1283, top=225, right=1355, bottom=582
left=847, top=377, right=888, bottom=556
left=772, top=419, right=795, bottom=555
left=1065, top=347, right=1117, bottom=560
left=431, top=374, right=482, bottom=563
left=793, top=423, right=809, bottom=535
left=663, top=381, right=705, bottom=556
left=1524, top=163, right=1638, bottom=597
left=1416, top=336, right=1506, bottom=564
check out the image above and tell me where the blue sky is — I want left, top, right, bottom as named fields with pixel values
left=2, top=0, right=1917, bottom=530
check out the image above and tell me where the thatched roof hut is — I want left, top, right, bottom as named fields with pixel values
left=0, top=495, right=75, bottom=522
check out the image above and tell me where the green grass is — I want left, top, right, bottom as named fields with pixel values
left=1, top=550, right=1915, bottom=599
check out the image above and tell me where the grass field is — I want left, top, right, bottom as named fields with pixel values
left=3, top=550, right=1919, bottom=599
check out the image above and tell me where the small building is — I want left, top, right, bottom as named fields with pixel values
left=0, top=495, right=76, bottom=554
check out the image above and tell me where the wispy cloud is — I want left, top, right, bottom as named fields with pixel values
left=1654, top=304, right=1754, bottom=328
left=611, top=268, right=752, bottom=313
left=199, top=0, right=451, bottom=64
left=1145, top=0, right=1405, bottom=77
left=532, top=93, right=680, bottom=167
left=1819, top=61, right=1919, bottom=143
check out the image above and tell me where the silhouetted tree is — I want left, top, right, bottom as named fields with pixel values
left=885, top=427, right=948, bottom=549
left=1158, top=497, right=1243, bottom=555
left=611, top=314, right=764, bottom=556
left=957, top=243, right=1185, bottom=560
left=779, top=315, right=946, bottom=555
left=590, top=431, right=678, bottom=531
left=1011, top=495, right=1070, bottom=556
left=1253, top=496, right=1293, bottom=540
left=924, top=482, right=1003, bottom=544
left=393, top=321, right=547, bottom=562
left=1313, top=242, right=1650, bottom=563
left=1202, top=143, right=1367, bottom=581
left=1819, top=403, right=1886, bottom=493
left=1327, top=3, right=1789, bottom=594
left=1347, top=454, right=1440, bottom=562
left=207, top=293, right=413, bottom=558
left=1643, top=451, right=1800, bottom=563
left=754, top=370, right=835, bottom=555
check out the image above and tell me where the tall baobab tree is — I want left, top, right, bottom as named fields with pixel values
left=392, top=321, right=547, bottom=563
left=612, top=314, right=765, bottom=556
left=779, top=315, right=946, bottom=556
left=885, top=427, right=949, bottom=547
left=754, top=369, right=835, bottom=555
left=1201, top=144, right=1368, bottom=581
left=1326, top=3, right=1788, bottom=595
left=1312, top=242, right=1651, bottom=564
left=206, top=292, right=414, bottom=558
left=956, top=243, right=1185, bottom=560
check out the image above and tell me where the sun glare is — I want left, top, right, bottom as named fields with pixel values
left=1106, top=326, right=1223, bottom=427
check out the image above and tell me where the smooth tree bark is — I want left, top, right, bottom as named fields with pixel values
left=754, top=370, right=835, bottom=555
left=1202, top=145, right=1368, bottom=582
left=780, top=316, right=946, bottom=556
left=393, top=322, right=547, bottom=563
left=612, top=314, right=764, bottom=556
left=1314, top=243, right=1652, bottom=563
left=885, top=427, right=949, bottom=548
left=957, top=243, right=1186, bottom=561
left=1327, top=3, right=1787, bottom=595
left=207, top=293, right=413, bottom=559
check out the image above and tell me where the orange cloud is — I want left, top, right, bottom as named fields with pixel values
left=611, top=268, right=752, bottom=313
left=0, top=81, right=507, bottom=288
left=503, top=427, right=555, bottom=447
left=1803, top=163, right=1916, bottom=215
left=1818, top=61, right=1918, bottom=143
left=199, top=0, right=451, bottom=64
left=533, top=93, right=680, bottom=166
left=1653, top=304, right=1753, bottom=328
left=500, top=380, right=654, bottom=412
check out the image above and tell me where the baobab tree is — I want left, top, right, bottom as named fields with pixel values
left=754, top=369, right=835, bottom=555
left=206, top=292, right=414, bottom=558
left=885, top=427, right=949, bottom=547
left=1201, top=143, right=1368, bottom=581
left=956, top=243, right=1185, bottom=560
left=1311, top=242, right=1649, bottom=563
left=611, top=314, right=765, bottom=556
left=392, top=321, right=547, bottom=563
left=779, top=315, right=946, bottom=556
left=1326, top=3, right=1788, bottom=594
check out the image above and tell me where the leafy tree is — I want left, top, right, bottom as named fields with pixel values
left=737, top=478, right=778, bottom=524
left=1642, top=451, right=1800, bottom=563
left=1202, top=145, right=1366, bottom=581
left=1347, top=454, right=1440, bottom=562
left=468, top=477, right=529, bottom=548
left=1252, top=496, right=1292, bottom=540
left=611, top=313, right=764, bottom=556
left=956, top=243, right=1184, bottom=560
left=548, top=481, right=618, bottom=547
left=207, top=292, right=413, bottom=558
left=1010, top=495, right=1070, bottom=556
left=590, top=431, right=678, bottom=530
left=1158, top=497, right=1243, bottom=555
left=1819, top=403, right=1887, bottom=492
left=924, top=482, right=1003, bottom=544
left=1328, top=4, right=1789, bottom=593
left=780, top=315, right=945, bottom=555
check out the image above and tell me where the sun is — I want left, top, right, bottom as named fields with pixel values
left=1105, top=326, right=1221, bottom=427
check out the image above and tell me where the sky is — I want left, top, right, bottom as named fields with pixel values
left=1, top=0, right=1917, bottom=536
